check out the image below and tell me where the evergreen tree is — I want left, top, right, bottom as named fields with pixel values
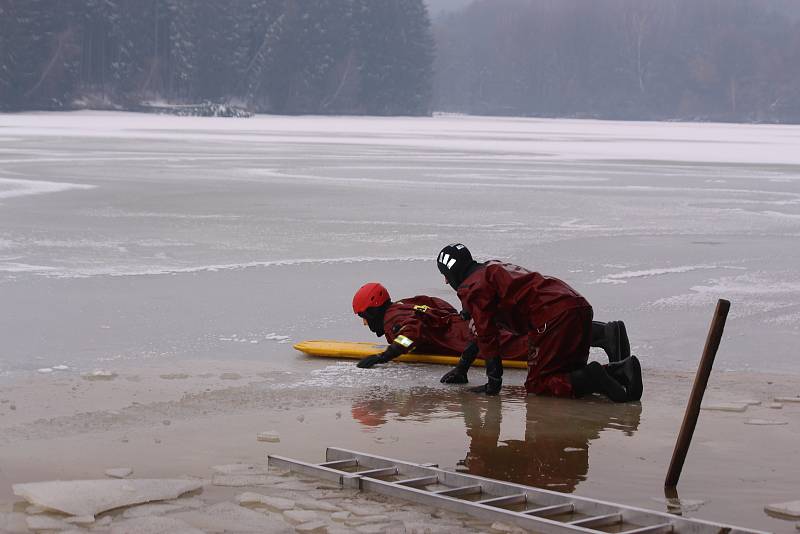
left=354, top=0, right=434, bottom=115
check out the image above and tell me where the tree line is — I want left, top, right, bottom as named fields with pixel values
left=433, top=0, right=800, bottom=123
left=3, top=0, right=800, bottom=123
left=0, top=0, right=434, bottom=115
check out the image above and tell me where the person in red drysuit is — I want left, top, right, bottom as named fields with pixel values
left=351, top=282, right=529, bottom=371
left=436, top=243, right=642, bottom=401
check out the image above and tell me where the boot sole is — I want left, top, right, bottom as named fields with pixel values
left=587, top=362, right=628, bottom=403
left=618, top=321, right=631, bottom=361
left=627, top=355, right=643, bottom=401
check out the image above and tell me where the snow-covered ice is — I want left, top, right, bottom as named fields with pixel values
left=2, top=112, right=800, bottom=376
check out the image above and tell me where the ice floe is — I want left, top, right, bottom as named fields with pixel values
left=170, top=501, right=293, bottom=532
left=765, top=500, right=800, bottom=519
left=12, top=479, right=202, bottom=517
left=82, top=370, right=118, bottom=381
left=105, top=467, right=134, bottom=479
left=595, top=264, right=718, bottom=284
left=110, top=515, right=204, bottom=534
left=257, top=431, right=281, bottom=443
left=700, top=402, right=749, bottom=412
left=236, top=493, right=294, bottom=510
left=744, top=419, right=788, bottom=425
left=212, top=464, right=270, bottom=476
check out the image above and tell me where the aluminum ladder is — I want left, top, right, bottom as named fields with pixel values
left=268, top=447, right=768, bottom=534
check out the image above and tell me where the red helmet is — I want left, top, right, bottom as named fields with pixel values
left=352, top=283, right=390, bottom=314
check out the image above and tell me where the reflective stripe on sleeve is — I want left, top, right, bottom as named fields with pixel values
left=393, top=335, right=414, bottom=348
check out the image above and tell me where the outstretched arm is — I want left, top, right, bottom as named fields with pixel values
left=358, top=336, right=411, bottom=369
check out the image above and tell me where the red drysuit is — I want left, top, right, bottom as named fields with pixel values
left=382, top=295, right=527, bottom=359
left=456, top=261, right=593, bottom=397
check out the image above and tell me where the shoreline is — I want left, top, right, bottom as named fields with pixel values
left=1, top=357, right=799, bottom=532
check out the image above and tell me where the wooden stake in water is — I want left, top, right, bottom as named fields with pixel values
left=665, top=299, right=731, bottom=488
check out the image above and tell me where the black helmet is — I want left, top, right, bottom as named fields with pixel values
left=437, top=243, right=476, bottom=289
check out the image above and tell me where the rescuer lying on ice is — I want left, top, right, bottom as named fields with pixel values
left=352, top=282, right=528, bottom=370
left=351, top=282, right=631, bottom=388
left=436, top=243, right=642, bottom=402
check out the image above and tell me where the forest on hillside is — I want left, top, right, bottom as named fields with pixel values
left=433, top=0, right=800, bottom=122
left=0, top=0, right=434, bottom=115
left=2, top=0, right=800, bottom=123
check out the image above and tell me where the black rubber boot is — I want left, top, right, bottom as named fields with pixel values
left=606, top=356, right=643, bottom=401
left=569, top=362, right=628, bottom=403
left=591, top=321, right=630, bottom=363
left=469, top=356, right=503, bottom=395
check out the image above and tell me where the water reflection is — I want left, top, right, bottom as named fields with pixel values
left=350, top=386, right=641, bottom=492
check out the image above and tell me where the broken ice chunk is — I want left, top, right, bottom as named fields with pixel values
left=26, top=515, right=72, bottom=531
left=64, top=515, right=95, bottom=525
left=105, top=467, right=133, bottom=479
left=172, top=502, right=293, bottom=532
left=331, top=511, right=351, bottom=522
left=212, top=464, right=269, bottom=476
left=211, top=474, right=276, bottom=487
left=256, top=431, right=280, bottom=443
left=700, top=402, right=748, bottom=412
left=111, top=515, right=204, bottom=534
left=295, top=521, right=328, bottom=533
left=765, top=500, right=800, bottom=518
left=296, top=498, right=339, bottom=512
left=82, top=370, right=118, bottom=381
left=236, top=493, right=295, bottom=511
left=219, top=372, right=242, bottom=380
left=744, top=419, right=788, bottom=426
left=775, top=396, right=800, bottom=403
left=12, top=479, right=202, bottom=517
left=37, top=368, right=54, bottom=374
left=283, top=510, right=319, bottom=525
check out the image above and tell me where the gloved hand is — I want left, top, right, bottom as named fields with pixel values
left=469, top=356, right=503, bottom=395
left=441, top=342, right=479, bottom=384
left=441, top=366, right=469, bottom=383
left=357, top=354, right=387, bottom=368
left=356, top=344, right=403, bottom=369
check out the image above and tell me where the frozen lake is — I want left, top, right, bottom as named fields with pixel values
left=1, top=112, right=800, bottom=376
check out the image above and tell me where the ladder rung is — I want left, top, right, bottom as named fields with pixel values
left=570, top=513, right=623, bottom=528
left=276, top=449, right=764, bottom=534
left=433, top=484, right=482, bottom=497
left=356, top=466, right=398, bottom=478
left=622, top=523, right=674, bottom=534
left=319, top=458, right=358, bottom=469
left=523, top=503, right=575, bottom=516
left=477, top=494, right=527, bottom=507
left=397, top=475, right=438, bottom=487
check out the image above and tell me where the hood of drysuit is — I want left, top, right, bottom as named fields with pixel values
left=437, top=243, right=478, bottom=290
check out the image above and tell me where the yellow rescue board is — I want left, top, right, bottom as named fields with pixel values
left=293, top=340, right=528, bottom=369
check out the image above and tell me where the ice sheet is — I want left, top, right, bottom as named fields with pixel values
left=1, top=112, right=799, bottom=375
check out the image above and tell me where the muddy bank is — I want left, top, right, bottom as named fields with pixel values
left=1, top=358, right=799, bottom=532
